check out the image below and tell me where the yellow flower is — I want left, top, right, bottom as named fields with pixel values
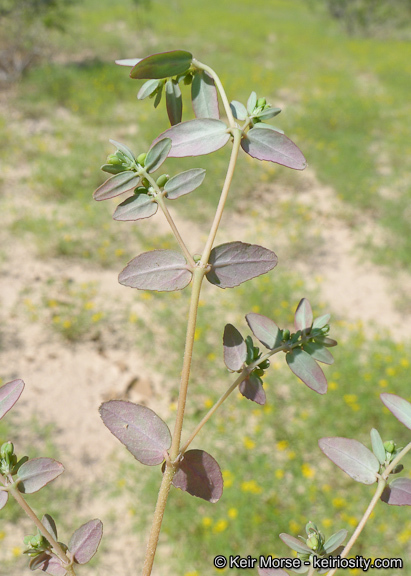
left=322, top=518, right=332, bottom=528
left=400, top=358, right=409, bottom=368
left=332, top=497, right=346, bottom=509
left=228, top=508, right=238, bottom=519
left=275, top=469, right=284, bottom=479
left=301, top=463, right=315, bottom=479
left=222, top=470, right=234, bottom=488
left=204, top=398, right=213, bottom=409
left=213, top=519, right=228, bottom=533
left=202, top=517, right=212, bottom=528
left=241, top=480, right=262, bottom=494
left=276, top=440, right=289, bottom=451
left=243, top=437, right=255, bottom=450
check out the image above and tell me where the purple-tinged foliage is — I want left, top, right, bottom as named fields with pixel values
left=223, top=324, right=247, bottom=372
left=93, top=171, right=141, bottom=201
left=323, top=529, right=348, bottom=553
left=191, top=71, right=219, bottom=119
left=129, top=50, right=193, bottom=80
left=113, top=194, right=158, bottom=221
left=294, top=298, right=313, bottom=332
left=144, top=138, right=172, bottom=173
left=171, top=449, right=223, bottom=503
left=0, top=490, right=8, bottom=510
left=29, top=553, right=66, bottom=575
left=164, top=168, right=206, bottom=199
left=279, top=533, right=311, bottom=554
left=246, top=313, right=282, bottom=350
left=286, top=349, right=327, bottom=394
left=119, top=250, right=192, bottom=292
left=241, top=127, right=307, bottom=170
left=302, top=342, right=334, bottom=365
left=99, top=401, right=171, bottom=466
left=230, top=100, right=248, bottom=121
left=0, top=379, right=24, bottom=420
left=380, top=393, right=411, bottom=431
left=381, top=478, right=411, bottom=506
left=42, top=514, right=58, bottom=541
left=153, top=119, right=230, bottom=157
left=69, top=519, right=103, bottom=564
left=319, top=437, right=380, bottom=484
left=17, top=458, right=64, bottom=494
left=206, top=241, right=278, bottom=289
left=239, top=373, right=266, bottom=405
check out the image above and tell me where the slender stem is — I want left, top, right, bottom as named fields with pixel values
left=307, top=565, right=316, bottom=576
left=326, top=478, right=386, bottom=576
left=9, top=485, right=76, bottom=576
left=383, top=440, right=411, bottom=478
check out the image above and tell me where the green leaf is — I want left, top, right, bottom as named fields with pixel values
left=323, top=529, right=348, bottom=554
left=165, top=79, right=183, bottom=125
left=302, top=342, right=334, bottom=365
left=130, top=50, right=193, bottom=79
left=312, top=314, right=331, bottom=329
left=254, top=107, right=281, bottom=120
left=93, top=171, right=141, bottom=202
left=286, top=349, right=327, bottom=394
left=246, top=91, right=257, bottom=115
left=230, top=100, right=247, bottom=121
left=113, top=194, right=158, bottom=221
left=145, top=138, right=172, bottom=173
left=164, top=168, right=206, bottom=199
left=191, top=71, right=219, bottom=119
left=109, top=139, right=135, bottom=163
left=279, top=533, right=311, bottom=554
left=152, top=119, right=229, bottom=157
left=137, top=79, right=160, bottom=100
left=370, top=428, right=386, bottom=465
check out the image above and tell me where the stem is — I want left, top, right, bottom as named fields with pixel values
left=326, top=478, right=386, bottom=576
left=9, top=485, right=76, bottom=576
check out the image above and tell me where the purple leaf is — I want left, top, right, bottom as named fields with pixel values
left=230, top=100, right=247, bottom=121
left=116, top=58, right=142, bottom=67
left=153, top=119, right=229, bottom=157
left=380, top=393, right=411, bottom=430
left=69, top=519, right=103, bottom=564
left=93, top=171, right=141, bottom=201
left=241, top=127, right=307, bottom=170
left=29, top=553, right=66, bottom=575
left=245, top=313, right=282, bottom=350
left=279, top=533, right=311, bottom=554
left=0, top=379, right=24, bottom=420
left=42, top=514, right=58, bottom=541
left=286, top=349, right=327, bottom=394
left=323, top=529, right=348, bottom=553
left=223, top=324, right=247, bottom=371
left=191, top=71, right=219, bottom=119
left=0, top=490, right=8, bottom=510
left=258, top=569, right=288, bottom=576
left=119, top=250, right=192, bottom=292
left=99, top=401, right=171, bottom=465
left=113, top=194, right=158, bottom=221
left=172, top=449, right=223, bottom=503
left=165, top=79, right=182, bottom=125
left=381, top=478, right=411, bottom=506
left=130, top=50, right=192, bottom=79
left=145, top=138, right=172, bottom=173
left=164, top=168, right=206, bottom=200
left=206, top=241, right=278, bottom=289
left=137, top=79, right=160, bottom=100
left=302, top=342, right=334, bottom=365
left=17, top=458, right=64, bottom=494
left=294, top=298, right=313, bottom=331
left=319, top=437, right=379, bottom=484
left=239, top=373, right=266, bottom=405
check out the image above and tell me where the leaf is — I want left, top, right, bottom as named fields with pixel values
left=0, top=490, right=8, bottom=510
left=145, top=138, right=172, bottom=173
left=29, top=553, right=66, bottom=576
left=312, top=314, right=330, bottom=330
left=99, top=401, right=171, bottom=465
left=258, top=568, right=288, bottom=576
left=230, top=100, right=247, bottom=120
left=109, top=139, right=135, bottom=163
left=286, top=349, right=327, bottom=394
left=223, top=324, right=246, bottom=371
left=164, top=168, right=206, bottom=199
left=93, top=171, right=141, bottom=202
left=130, top=50, right=192, bottom=79
left=246, top=91, right=257, bottom=115
left=42, top=514, right=58, bottom=541
left=0, top=379, right=24, bottom=420
left=279, top=533, right=311, bottom=554
left=381, top=478, right=411, bottom=506
left=255, top=107, right=281, bottom=120
left=239, top=373, right=266, bottom=405
left=69, top=519, right=103, bottom=564
left=253, top=123, right=284, bottom=134
left=245, top=313, right=282, bottom=350
left=206, top=241, right=278, bottom=289
left=17, top=458, right=64, bottom=494
left=113, top=193, right=158, bottom=221
left=380, top=393, right=411, bottom=430
left=191, top=71, right=219, bottom=119
left=318, top=437, right=380, bottom=485
left=370, top=428, right=386, bottom=465
left=116, top=58, right=142, bottom=67
left=302, top=342, right=334, bottom=365
left=153, top=119, right=229, bottom=157
left=165, top=79, right=182, bottom=125
left=241, top=127, right=307, bottom=170
left=313, top=336, right=338, bottom=347
left=171, top=449, right=223, bottom=503
left=323, top=529, right=348, bottom=554
left=119, top=250, right=192, bottom=292
left=294, top=298, right=313, bottom=331
left=137, top=79, right=160, bottom=100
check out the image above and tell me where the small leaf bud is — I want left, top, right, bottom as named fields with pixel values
left=137, top=153, right=147, bottom=166
left=156, top=174, right=169, bottom=187
left=183, top=73, right=193, bottom=85
left=106, top=153, right=124, bottom=166
left=142, top=178, right=150, bottom=188
left=134, top=186, right=149, bottom=195
left=256, top=97, right=266, bottom=108
left=307, top=533, right=320, bottom=551
left=193, top=254, right=202, bottom=263
left=1, top=441, right=14, bottom=459
left=384, top=440, right=395, bottom=453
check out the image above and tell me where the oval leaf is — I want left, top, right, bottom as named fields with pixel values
left=165, top=79, right=182, bottom=126
left=230, top=100, right=247, bottom=121
left=130, top=50, right=192, bottom=79
left=119, top=250, right=192, bottom=292
left=113, top=193, right=158, bottom=221
left=69, top=519, right=103, bottom=564
left=42, top=514, right=58, bottom=541
left=279, top=533, right=311, bottom=554
left=164, top=168, right=206, bottom=200
left=29, top=553, right=66, bottom=576
left=247, top=91, right=257, bottom=115
left=313, top=336, right=337, bottom=347
left=302, top=342, right=334, bottom=365
left=255, top=107, right=281, bottom=120
left=380, top=393, right=411, bottom=430
left=323, top=529, right=348, bottom=554
left=286, top=349, right=327, bottom=394
left=319, top=437, right=379, bottom=484
left=312, top=314, right=330, bottom=330
left=109, top=139, right=135, bottom=163
left=239, top=373, right=266, bottom=405
left=223, top=324, right=246, bottom=371
left=206, top=241, right=278, bottom=289
left=191, top=71, right=219, bottom=119
left=116, top=58, right=142, bottom=67
left=241, top=127, right=307, bottom=170
left=0, top=490, right=8, bottom=510
left=0, top=379, right=25, bottom=420
left=153, top=119, right=229, bottom=157
left=17, top=458, right=64, bottom=494
left=172, top=449, right=223, bottom=503
left=137, top=79, right=160, bottom=100
left=145, top=138, right=172, bottom=173
left=246, top=313, right=282, bottom=350
left=93, top=171, right=141, bottom=201
left=370, top=428, right=386, bottom=465
left=294, top=298, right=313, bottom=331
left=381, top=478, right=411, bottom=506
left=99, top=401, right=171, bottom=465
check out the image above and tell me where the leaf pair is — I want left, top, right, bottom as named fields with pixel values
left=99, top=401, right=223, bottom=503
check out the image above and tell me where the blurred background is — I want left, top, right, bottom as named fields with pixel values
left=1, top=0, right=411, bottom=574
